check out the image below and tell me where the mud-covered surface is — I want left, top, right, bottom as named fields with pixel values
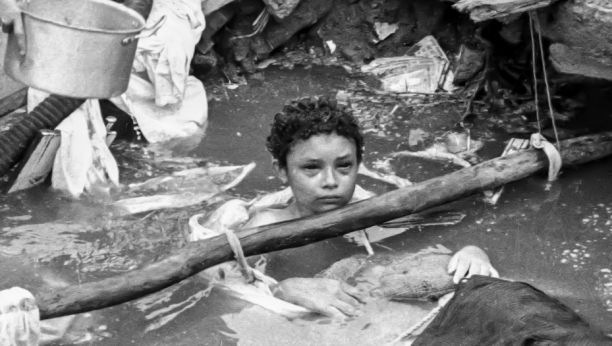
left=1, top=65, right=612, bottom=345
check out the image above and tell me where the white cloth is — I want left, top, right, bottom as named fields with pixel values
left=0, top=287, right=40, bottom=346
left=28, top=89, right=120, bottom=199
left=111, top=0, right=208, bottom=143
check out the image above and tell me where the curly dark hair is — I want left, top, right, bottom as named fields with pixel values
left=266, top=96, right=364, bottom=169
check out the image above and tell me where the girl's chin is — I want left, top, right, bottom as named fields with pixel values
left=313, top=202, right=347, bottom=213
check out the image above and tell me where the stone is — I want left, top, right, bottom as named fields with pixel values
left=196, top=7, right=235, bottom=54
left=541, top=0, right=612, bottom=64
left=549, top=44, right=612, bottom=82
left=251, top=0, right=334, bottom=58
left=453, top=44, right=485, bottom=84
left=540, top=0, right=612, bottom=81
left=262, top=0, right=301, bottom=22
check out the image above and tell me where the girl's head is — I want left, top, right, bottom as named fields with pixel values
left=266, top=96, right=364, bottom=169
left=266, top=96, right=364, bottom=216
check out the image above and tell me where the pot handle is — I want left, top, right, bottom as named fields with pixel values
left=1, top=21, right=14, bottom=34
left=121, top=15, right=167, bottom=46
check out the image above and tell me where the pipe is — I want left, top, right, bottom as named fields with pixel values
left=0, top=95, right=85, bottom=177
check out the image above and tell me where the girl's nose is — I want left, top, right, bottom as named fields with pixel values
left=321, top=167, right=339, bottom=189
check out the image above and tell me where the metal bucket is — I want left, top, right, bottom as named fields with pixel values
left=3, top=0, right=163, bottom=99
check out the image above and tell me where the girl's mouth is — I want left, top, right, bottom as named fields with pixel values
left=318, top=196, right=343, bottom=203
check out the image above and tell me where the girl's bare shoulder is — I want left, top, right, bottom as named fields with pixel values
left=242, top=205, right=297, bottom=229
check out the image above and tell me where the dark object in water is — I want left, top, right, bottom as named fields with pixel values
left=0, top=95, right=85, bottom=178
left=412, top=275, right=612, bottom=346
left=380, top=210, right=466, bottom=228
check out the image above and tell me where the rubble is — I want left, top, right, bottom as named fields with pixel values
left=249, top=0, right=334, bottom=59
left=262, top=0, right=301, bottom=21
left=549, top=44, right=612, bottom=83
left=361, top=36, right=454, bottom=93
left=453, top=45, right=485, bottom=85
left=113, top=162, right=256, bottom=216
left=540, top=0, right=612, bottom=65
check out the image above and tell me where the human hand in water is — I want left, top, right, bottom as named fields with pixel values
left=273, top=278, right=366, bottom=320
left=448, top=245, right=499, bottom=284
left=1, top=0, right=26, bottom=55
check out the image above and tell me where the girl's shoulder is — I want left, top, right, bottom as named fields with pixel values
left=243, top=204, right=297, bottom=229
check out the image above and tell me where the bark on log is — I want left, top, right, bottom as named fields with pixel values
left=36, top=132, right=612, bottom=320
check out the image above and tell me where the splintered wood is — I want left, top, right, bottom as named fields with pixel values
left=451, top=0, right=558, bottom=22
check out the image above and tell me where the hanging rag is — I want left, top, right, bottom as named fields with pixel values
left=27, top=89, right=120, bottom=199
left=111, top=0, right=208, bottom=143
left=530, top=133, right=562, bottom=183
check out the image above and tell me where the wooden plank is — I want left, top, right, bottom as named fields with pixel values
left=33, top=131, right=612, bottom=320
left=0, top=88, right=27, bottom=118
left=451, top=0, right=558, bottom=22
left=7, top=130, right=61, bottom=194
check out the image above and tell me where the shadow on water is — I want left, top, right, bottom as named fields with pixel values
left=0, top=66, right=611, bottom=345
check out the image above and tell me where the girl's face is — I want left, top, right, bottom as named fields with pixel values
left=276, top=133, right=359, bottom=217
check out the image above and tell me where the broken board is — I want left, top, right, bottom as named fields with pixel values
left=8, top=129, right=61, bottom=194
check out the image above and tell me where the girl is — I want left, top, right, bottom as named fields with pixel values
left=244, top=96, right=498, bottom=319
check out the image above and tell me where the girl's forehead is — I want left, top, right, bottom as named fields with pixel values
left=288, top=133, right=357, bottom=161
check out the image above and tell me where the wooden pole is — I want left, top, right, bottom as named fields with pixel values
left=36, top=132, right=612, bottom=320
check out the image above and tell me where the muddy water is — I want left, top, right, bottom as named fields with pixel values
left=1, top=65, right=612, bottom=345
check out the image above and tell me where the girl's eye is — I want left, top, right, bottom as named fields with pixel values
left=303, top=164, right=320, bottom=170
left=338, top=162, right=353, bottom=169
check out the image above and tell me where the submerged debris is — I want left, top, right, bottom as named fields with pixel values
left=316, top=245, right=455, bottom=302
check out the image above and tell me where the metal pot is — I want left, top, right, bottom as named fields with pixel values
left=3, top=0, right=165, bottom=99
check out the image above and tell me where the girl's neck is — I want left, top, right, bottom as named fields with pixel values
left=287, top=201, right=313, bottom=219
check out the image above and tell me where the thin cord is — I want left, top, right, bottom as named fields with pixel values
left=528, top=12, right=541, bottom=133
left=533, top=12, right=561, bottom=153
left=386, top=304, right=444, bottom=345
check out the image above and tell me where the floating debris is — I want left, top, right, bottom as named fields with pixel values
left=6, top=215, right=32, bottom=221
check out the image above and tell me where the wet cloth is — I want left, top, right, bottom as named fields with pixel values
left=0, top=287, right=40, bottom=346
left=110, top=0, right=208, bottom=143
left=188, top=198, right=312, bottom=320
left=412, top=275, right=612, bottom=346
left=27, top=89, right=120, bottom=199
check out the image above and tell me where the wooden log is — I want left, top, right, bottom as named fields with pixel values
left=35, top=132, right=612, bottom=320
left=7, top=130, right=61, bottom=194
left=450, top=0, right=559, bottom=22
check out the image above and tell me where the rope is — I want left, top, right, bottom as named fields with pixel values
left=385, top=292, right=455, bottom=346
left=224, top=227, right=256, bottom=284
left=528, top=13, right=541, bottom=134
left=223, top=227, right=279, bottom=291
left=534, top=14, right=561, bottom=153
left=528, top=11, right=561, bottom=153
left=528, top=11, right=562, bottom=185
